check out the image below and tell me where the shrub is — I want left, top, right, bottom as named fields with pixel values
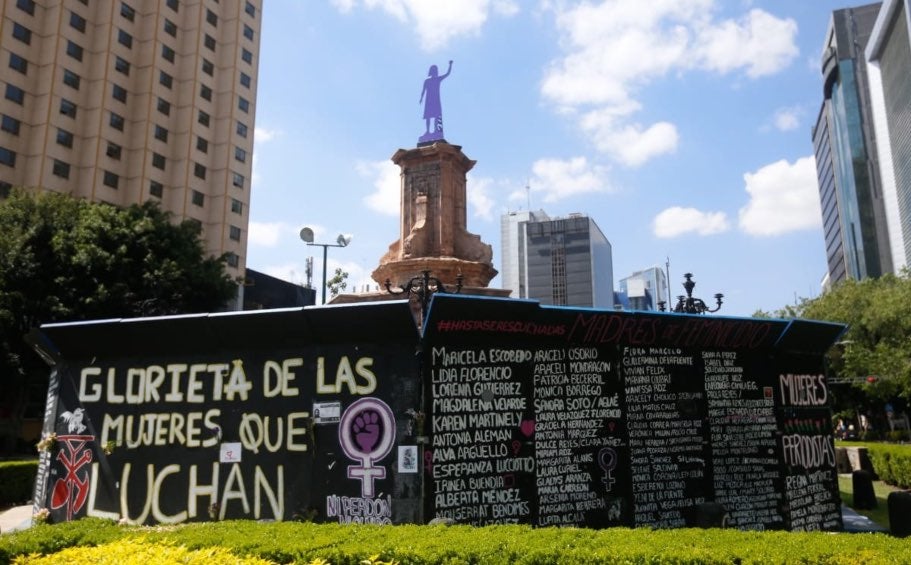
left=0, top=460, right=37, bottom=506
left=864, top=443, right=911, bottom=489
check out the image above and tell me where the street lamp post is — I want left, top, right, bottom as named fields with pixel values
left=385, top=270, right=463, bottom=321
left=658, top=272, right=723, bottom=314
left=299, top=227, right=352, bottom=304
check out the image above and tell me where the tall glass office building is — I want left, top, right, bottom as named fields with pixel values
left=813, top=3, right=893, bottom=287
left=867, top=0, right=911, bottom=272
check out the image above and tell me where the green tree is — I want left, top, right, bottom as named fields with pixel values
left=0, top=190, right=237, bottom=452
left=778, top=272, right=911, bottom=428
left=326, top=267, right=349, bottom=298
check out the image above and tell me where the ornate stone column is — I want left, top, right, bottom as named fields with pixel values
left=372, top=142, right=498, bottom=288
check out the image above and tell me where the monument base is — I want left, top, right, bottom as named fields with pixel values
left=372, top=257, right=497, bottom=290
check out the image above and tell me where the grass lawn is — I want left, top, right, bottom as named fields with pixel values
left=838, top=473, right=901, bottom=530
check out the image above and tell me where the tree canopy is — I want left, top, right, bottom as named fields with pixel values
left=0, top=190, right=237, bottom=451
left=757, top=271, right=911, bottom=421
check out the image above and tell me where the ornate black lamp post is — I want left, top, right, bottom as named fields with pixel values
left=658, top=272, right=723, bottom=314
left=385, top=270, right=463, bottom=319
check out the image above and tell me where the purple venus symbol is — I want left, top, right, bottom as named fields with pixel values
left=339, top=398, right=396, bottom=497
left=598, top=447, right=618, bottom=491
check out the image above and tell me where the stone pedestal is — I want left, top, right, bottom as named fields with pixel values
left=372, top=142, right=498, bottom=289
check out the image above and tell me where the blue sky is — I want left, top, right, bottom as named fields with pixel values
left=247, top=0, right=855, bottom=316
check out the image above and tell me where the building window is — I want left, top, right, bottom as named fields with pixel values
left=229, top=225, right=241, bottom=241
left=60, top=98, right=77, bottom=118
left=241, top=48, right=252, bottom=64
left=194, top=163, right=206, bottom=179
left=161, top=45, right=175, bottom=63
left=202, top=59, right=214, bottom=76
left=152, top=153, right=165, bottom=170
left=166, top=0, right=179, bottom=12
left=149, top=180, right=163, bottom=198
left=106, top=142, right=122, bottom=160
left=191, top=189, right=205, bottom=206
left=198, top=110, right=210, bottom=127
left=53, top=160, right=70, bottom=179
left=0, top=147, right=17, bottom=167
left=13, top=23, right=32, bottom=45
left=66, top=41, right=84, bottom=61
left=1, top=115, right=21, bottom=135
left=70, top=12, right=86, bottom=32
left=235, top=147, right=246, bottom=162
left=240, top=72, right=251, bottom=88
left=196, top=137, right=208, bottom=153
left=243, top=24, right=254, bottom=41
left=63, top=69, right=81, bottom=89
left=103, top=171, right=119, bottom=188
left=232, top=172, right=244, bottom=188
left=110, top=112, right=124, bottom=131
left=120, top=2, right=135, bottom=21
left=118, top=29, right=132, bottom=48
left=5, top=84, right=25, bottom=105
left=245, top=2, right=256, bottom=17
left=200, top=85, right=212, bottom=101
left=157, top=98, right=170, bottom=115
left=238, top=97, right=249, bottom=113
left=206, top=9, right=217, bottom=26
left=115, top=56, right=130, bottom=75
left=112, top=84, right=127, bottom=103
left=204, top=34, right=216, bottom=51
left=231, top=198, right=243, bottom=214
left=159, top=71, right=172, bottom=88
left=164, top=19, right=177, bottom=37
left=226, top=253, right=239, bottom=268
left=17, top=0, right=36, bottom=16
left=154, top=125, right=168, bottom=142
left=56, top=129, right=74, bottom=148
left=9, top=53, right=28, bottom=74
left=236, top=122, right=248, bottom=138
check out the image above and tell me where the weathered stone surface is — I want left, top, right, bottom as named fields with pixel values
left=372, top=142, right=497, bottom=288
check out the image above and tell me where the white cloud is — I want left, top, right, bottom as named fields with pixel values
left=530, top=157, right=611, bottom=203
left=247, top=221, right=288, bottom=247
left=738, top=156, right=821, bottom=236
left=254, top=127, right=281, bottom=143
left=771, top=107, right=801, bottom=132
left=693, top=9, right=798, bottom=79
left=653, top=207, right=730, bottom=238
left=467, top=176, right=496, bottom=220
left=542, top=1, right=798, bottom=166
left=581, top=109, right=679, bottom=166
left=333, top=0, right=519, bottom=51
left=359, top=160, right=401, bottom=216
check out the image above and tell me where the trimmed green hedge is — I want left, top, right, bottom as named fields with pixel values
left=0, top=460, right=37, bottom=506
left=1, top=519, right=908, bottom=565
left=838, top=442, right=911, bottom=489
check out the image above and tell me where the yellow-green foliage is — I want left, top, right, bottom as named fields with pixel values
left=840, top=441, right=911, bottom=489
left=11, top=539, right=276, bottom=565
left=2, top=519, right=911, bottom=565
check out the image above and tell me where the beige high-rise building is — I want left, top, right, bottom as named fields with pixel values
left=0, top=0, right=261, bottom=279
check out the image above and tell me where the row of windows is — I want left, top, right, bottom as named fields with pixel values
left=47, top=156, right=246, bottom=207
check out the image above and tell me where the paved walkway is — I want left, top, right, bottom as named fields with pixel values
left=0, top=503, right=890, bottom=535
left=0, top=505, right=33, bottom=534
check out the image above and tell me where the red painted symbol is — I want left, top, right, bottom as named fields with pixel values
left=50, top=435, right=94, bottom=521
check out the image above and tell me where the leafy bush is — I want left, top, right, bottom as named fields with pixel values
left=866, top=443, right=911, bottom=489
left=0, top=460, right=37, bottom=506
left=2, top=519, right=910, bottom=565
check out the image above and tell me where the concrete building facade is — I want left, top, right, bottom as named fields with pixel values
left=0, top=0, right=261, bottom=278
left=616, top=266, right=669, bottom=311
left=500, top=210, right=614, bottom=309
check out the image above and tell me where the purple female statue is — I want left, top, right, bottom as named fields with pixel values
left=419, top=60, right=452, bottom=144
